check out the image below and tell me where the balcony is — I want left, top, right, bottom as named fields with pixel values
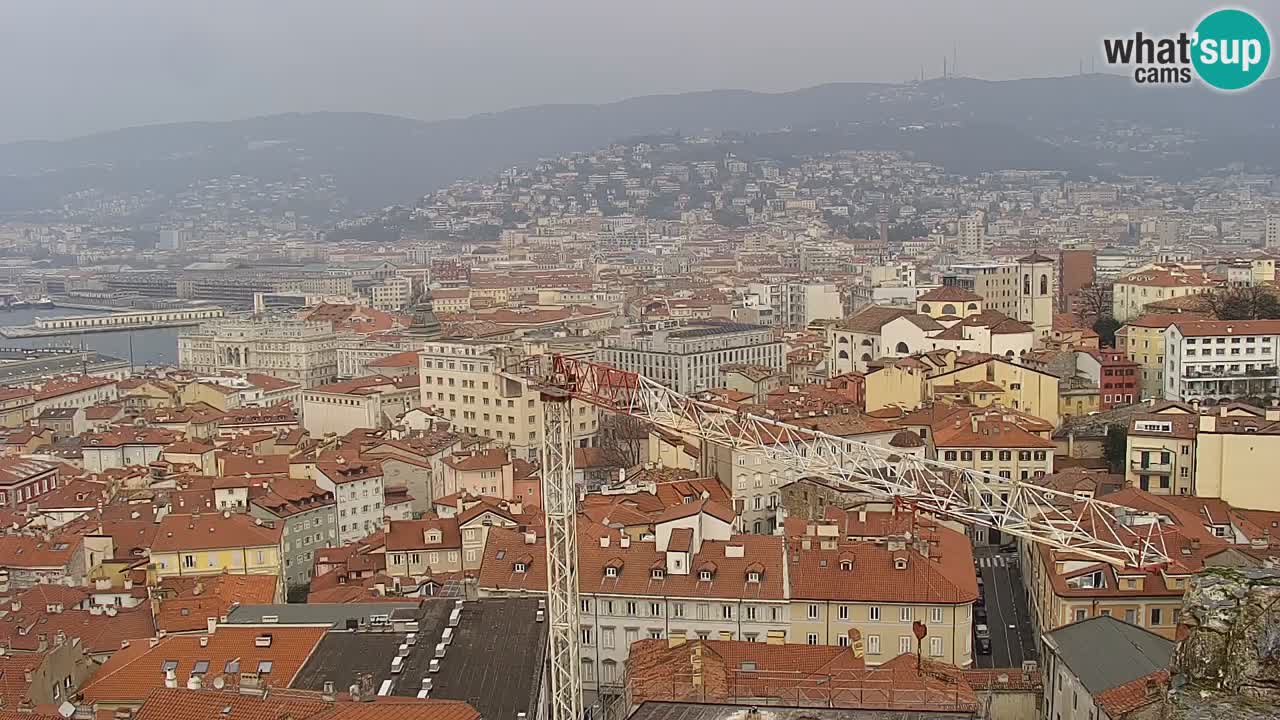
left=1130, top=454, right=1172, bottom=474
left=1184, top=366, right=1279, bottom=380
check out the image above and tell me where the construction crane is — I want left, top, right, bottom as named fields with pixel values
left=536, top=356, right=1171, bottom=720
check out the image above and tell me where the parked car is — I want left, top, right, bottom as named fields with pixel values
left=999, top=544, right=1018, bottom=554
left=975, top=606, right=988, bottom=624
left=975, top=623, right=992, bottom=654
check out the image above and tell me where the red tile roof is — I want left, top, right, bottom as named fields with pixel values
left=80, top=626, right=330, bottom=704
left=132, top=688, right=480, bottom=720
left=151, top=512, right=283, bottom=553
left=916, top=286, right=983, bottom=303
left=442, top=448, right=509, bottom=472
left=155, top=574, right=279, bottom=633
left=1095, top=669, right=1168, bottom=716
left=479, top=525, right=786, bottom=600
left=385, top=516, right=462, bottom=552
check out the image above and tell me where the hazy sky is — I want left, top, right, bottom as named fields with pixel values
left=0, top=0, right=1272, bottom=143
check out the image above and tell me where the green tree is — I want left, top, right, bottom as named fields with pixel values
left=1103, top=423, right=1128, bottom=474
left=1093, top=316, right=1122, bottom=348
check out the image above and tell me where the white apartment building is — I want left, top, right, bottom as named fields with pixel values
left=314, top=455, right=386, bottom=544
left=337, top=338, right=412, bottom=379
left=957, top=211, right=985, bottom=256
left=1267, top=215, right=1280, bottom=249
left=178, top=318, right=339, bottom=388
left=419, top=340, right=597, bottom=461
left=745, top=282, right=843, bottom=329
left=1163, top=320, right=1280, bottom=403
left=597, top=322, right=784, bottom=394
left=370, top=277, right=413, bottom=311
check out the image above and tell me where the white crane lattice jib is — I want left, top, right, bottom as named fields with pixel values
left=548, top=356, right=1171, bottom=570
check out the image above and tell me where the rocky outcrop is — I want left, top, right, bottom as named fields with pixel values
left=1165, top=566, right=1280, bottom=719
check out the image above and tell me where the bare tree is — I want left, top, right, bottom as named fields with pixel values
left=596, top=411, right=648, bottom=467
left=1075, top=284, right=1110, bottom=323
left=1204, top=285, right=1280, bottom=321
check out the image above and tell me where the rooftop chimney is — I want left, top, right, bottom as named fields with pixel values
left=164, top=668, right=178, bottom=689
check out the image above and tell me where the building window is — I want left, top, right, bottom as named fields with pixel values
left=867, top=635, right=881, bottom=655
left=900, top=606, right=912, bottom=623
left=899, top=636, right=912, bottom=654
left=929, top=636, right=944, bottom=657
left=870, top=606, right=881, bottom=621
left=808, top=604, right=819, bottom=620
left=838, top=605, right=849, bottom=620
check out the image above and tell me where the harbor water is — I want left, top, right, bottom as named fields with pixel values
left=0, top=307, right=181, bottom=367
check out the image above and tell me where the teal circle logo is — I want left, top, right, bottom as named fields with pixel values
left=1192, top=9, right=1271, bottom=90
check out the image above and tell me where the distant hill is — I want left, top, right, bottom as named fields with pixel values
left=3, top=74, right=1280, bottom=213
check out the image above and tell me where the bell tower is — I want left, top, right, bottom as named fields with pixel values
left=1017, top=251, right=1055, bottom=342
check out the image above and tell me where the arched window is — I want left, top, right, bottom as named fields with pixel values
left=1040, top=274, right=1049, bottom=296
left=861, top=338, right=874, bottom=346
left=1023, top=274, right=1031, bottom=295
left=967, top=303, right=978, bottom=311
left=1005, top=350, right=1015, bottom=358
left=837, top=336, right=849, bottom=344
left=860, top=353, right=872, bottom=363
left=942, top=304, right=956, bottom=315
left=920, top=303, right=932, bottom=314
left=895, top=342, right=909, bottom=354
left=838, top=350, right=850, bottom=360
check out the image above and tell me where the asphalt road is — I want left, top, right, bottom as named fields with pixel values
left=973, top=548, right=1037, bottom=669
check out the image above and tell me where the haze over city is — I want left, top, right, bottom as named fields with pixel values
left=0, top=0, right=1267, bottom=142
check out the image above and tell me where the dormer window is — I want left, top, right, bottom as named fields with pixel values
left=651, top=569, right=664, bottom=580
left=698, top=570, right=713, bottom=581
left=514, top=562, right=527, bottom=573
left=894, top=557, right=909, bottom=570
left=840, top=560, right=853, bottom=571
left=746, top=571, right=760, bottom=583
left=605, top=567, right=618, bottom=578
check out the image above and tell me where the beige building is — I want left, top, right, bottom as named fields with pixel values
left=300, top=374, right=420, bottom=436
left=1193, top=405, right=1280, bottom=511
left=863, top=351, right=1060, bottom=428
left=440, top=448, right=515, bottom=499
left=932, top=411, right=1054, bottom=542
left=419, top=340, right=598, bottom=462
left=179, top=318, right=340, bottom=388
left=1111, top=264, right=1216, bottom=322
left=0, top=387, right=35, bottom=427
left=478, top=505, right=791, bottom=699
left=1117, top=313, right=1188, bottom=400
left=785, top=512, right=976, bottom=667
left=384, top=516, right=463, bottom=575
left=1124, top=405, right=1199, bottom=496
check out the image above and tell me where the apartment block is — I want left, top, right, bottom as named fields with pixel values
left=598, top=321, right=784, bottom=394
left=418, top=340, right=598, bottom=461
left=1163, top=319, right=1280, bottom=404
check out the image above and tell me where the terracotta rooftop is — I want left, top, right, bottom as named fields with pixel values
left=151, top=512, right=284, bottom=553
left=80, top=625, right=330, bottom=704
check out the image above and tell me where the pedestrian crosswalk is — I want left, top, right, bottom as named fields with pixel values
left=977, top=555, right=1016, bottom=568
